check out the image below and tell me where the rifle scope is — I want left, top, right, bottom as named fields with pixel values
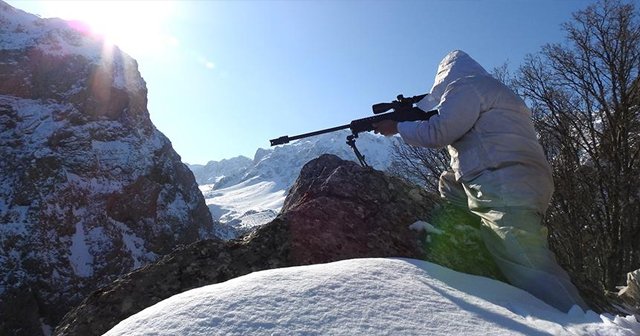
left=371, top=93, right=428, bottom=114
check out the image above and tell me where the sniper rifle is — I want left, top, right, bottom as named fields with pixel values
left=269, top=94, right=438, bottom=167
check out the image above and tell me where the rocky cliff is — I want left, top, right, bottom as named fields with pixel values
left=55, top=154, right=503, bottom=336
left=0, top=2, right=214, bottom=335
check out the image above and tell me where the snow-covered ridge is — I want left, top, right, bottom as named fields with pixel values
left=105, top=258, right=640, bottom=336
left=189, top=156, right=253, bottom=185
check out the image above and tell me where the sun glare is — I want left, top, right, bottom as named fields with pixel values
left=41, top=1, right=176, bottom=57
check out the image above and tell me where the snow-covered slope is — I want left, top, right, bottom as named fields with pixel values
left=195, top=130, right=401, bottom=238
left=105, top=258, right=640, bottom=336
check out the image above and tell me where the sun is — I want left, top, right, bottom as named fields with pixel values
left=39, top=1, right=176, bottom=57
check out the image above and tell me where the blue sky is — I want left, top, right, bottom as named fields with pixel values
left=8, top=0, right=595, bottom=164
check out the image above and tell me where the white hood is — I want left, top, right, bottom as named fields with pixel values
left=417, top=50, right=490, bottom=112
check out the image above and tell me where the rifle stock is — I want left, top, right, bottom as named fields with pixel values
left=350, top=107, right=437, bottom=134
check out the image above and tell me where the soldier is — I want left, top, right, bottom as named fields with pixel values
left=374, top=50, right=587, bottom=312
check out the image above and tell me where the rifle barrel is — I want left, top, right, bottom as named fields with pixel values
left=270, top=123, right=350, bottom=146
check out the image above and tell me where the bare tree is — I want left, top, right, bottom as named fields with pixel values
left=387, top=142, right=449, bottom=193
left=514, top=0, right=640, bottom=311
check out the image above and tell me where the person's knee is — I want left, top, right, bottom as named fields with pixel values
left=477, top=213, right=552, bottom=268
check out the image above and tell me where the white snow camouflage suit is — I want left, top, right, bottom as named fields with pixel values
left=397, top=50, right=587, bottom=312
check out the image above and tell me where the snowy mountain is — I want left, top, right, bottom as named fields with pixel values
left=189, top=156, right=253, bottom=185
left=0, top=2, right=213, bottom=334
left=193, top=130, right=401, bottom=239
left=105, top=258, right=640, bottom=336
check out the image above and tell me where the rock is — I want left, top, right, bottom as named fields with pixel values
left=0, top=2, right=215, bottom=335
left=55, top=154, right=506, bottom=336
left=54, top=228, right=289, bottom=336
left=281, top=154, right=436, bottom=264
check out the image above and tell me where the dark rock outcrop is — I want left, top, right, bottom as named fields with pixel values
left=0, top=2, right=214, bottom=335
left=281, top=153, right=434, bottom=264
left=55, top=154, right=503, bottom=336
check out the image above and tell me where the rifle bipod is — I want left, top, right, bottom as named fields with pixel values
left=346, top=134, right=369, bottom=168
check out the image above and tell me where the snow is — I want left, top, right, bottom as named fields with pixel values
left=104, top=258, right=640, bottom=336
left=40, top=319, right=52, bottom=336
left=203, top=178, right=285, bottom=219
left=68, top=222, right=94, bottom=277
left=0, top=96, right=66, bottom=148
left=200, top=178, right=285, bottom=237
left=205, top=177, right=286, bottom=216
left=409, top=220, right=445, bottom=235
left=114, top=221, right=158, bottom=269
